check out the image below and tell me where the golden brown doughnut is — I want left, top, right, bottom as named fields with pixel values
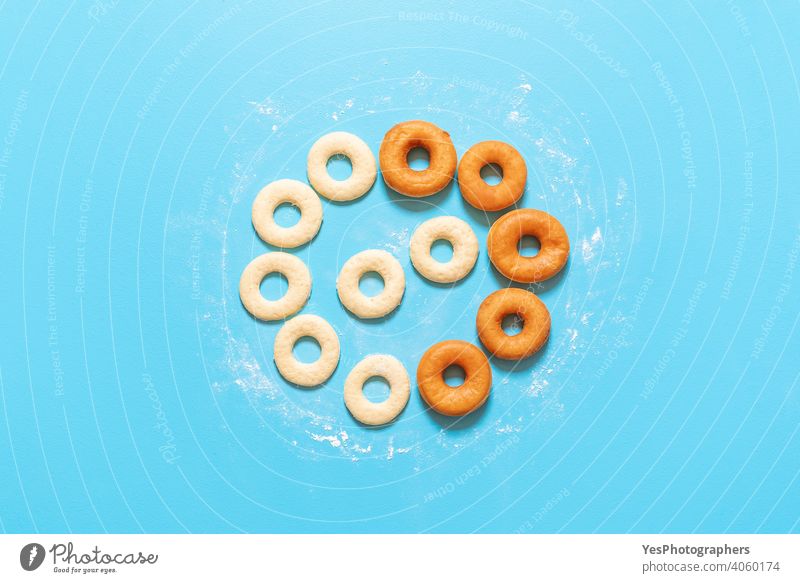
left=476, top=288, right=551, bottom=360
left=417, top=340, right=491, bottom=416
left=487, top=208, right=570, bottom=283
left=379, top=120, right=457, bottom=197
left=458, top=140, right=527, bottom=211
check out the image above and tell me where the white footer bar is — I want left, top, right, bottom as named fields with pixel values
left=1, top=534, right=797, bottom=582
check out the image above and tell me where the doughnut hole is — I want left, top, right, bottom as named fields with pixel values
left=443, top=364, right=466, bottom=387
left=501, top=313, right=525, bottom=336
left=407, top=147, right=430, bottom=171
left=480, top=163, right=503, bottom=185
left=358, top=271, right=385, bottom=297
left=362, top=376, right=391, bottom=403
left=430, top=239, right=454, bottom=263
left=259, top=272, right=288, bottom=300
left=292, top=336, right=321, bottom=364
left=326, top=153, right=353, bottom=180
left=518, top=235, right=541, bottom=257
left=273, top=202, right=300, bottom=227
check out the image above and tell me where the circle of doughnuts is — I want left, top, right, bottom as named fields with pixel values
left=239, top=121, right=570, bottom=425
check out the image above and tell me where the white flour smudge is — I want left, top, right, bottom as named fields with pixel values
left=616, top=177, right=628, bottom=206
left=382, top=227, right=410, bottom=255
left=507, top=110, right=528, bottom=124
left=225, top=336, right=276, bottom=397
left=581, top=227, right=604, bottom=264
left=331, top=98, right=355, bottom=121
left=496, top=422, right=522, bottom=434
left=247, top=100, right=278, bottom=116
left=566, top=328, right=579, bottom=351
left=404, top=70, right=432, bottom=94
left=309, top=432, right=342, bottom=448
left=247, top=97, right=288, bottom=132
left=528, top=374, right=549, bottom=397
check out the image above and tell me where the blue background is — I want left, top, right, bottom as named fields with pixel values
left=0, top=1, right=798, bottom=533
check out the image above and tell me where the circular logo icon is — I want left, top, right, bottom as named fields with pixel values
left=20, top=543, right=45, bottom=571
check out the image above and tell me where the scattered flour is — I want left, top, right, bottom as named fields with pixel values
left=616, top=177, right=628, bottom=206
left=507, top=110, right=528, bottom=124
left=225, top=336, right=276, bottom=397
left=247, top=97, right=288, bottom=132
left=381, top=227, right=410, bottom=255
left=581, top=226, right=604, bottom=264
left=528, top=375, right=549, bottom=397
left=496, top=422, right=522, bottom=434
left=403, top=70, right=433, bottom=94
left=331, top=98, right=355, bottom=121
left=309, top=432, right=342, bottom=448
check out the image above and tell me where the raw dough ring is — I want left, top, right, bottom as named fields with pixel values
left=477, top=288, right=551, bottom=360
left=273, top=314, right=340, bottom=387
left=337, top=249, right=405, bottom=319
left=410, top=216, right=479, bottom=283
left=252, top=179, right=322, bottom=248
left=239, top=252, right=311, bottom=321
left=458, top=140, right=527, bottom=211
left=487, top=208, right=570, bottom=283
left=344, top=354, right=410, bottom=425
left=417, top=340, right=492, bottom=416
left=379, top=120, right=457, bottom=197
left=307, top=131, right=377, bottom=201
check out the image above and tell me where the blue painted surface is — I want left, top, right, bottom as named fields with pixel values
left=0, top=1, right=798, bottom=533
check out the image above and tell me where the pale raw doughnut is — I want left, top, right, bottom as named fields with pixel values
left=343, top=354, right=410, bottom=425
left=273, top=314, right=340, bottom=387
left=239, top=252, right=311, bottom=321
left=252, top=179, right=322, bottom=248
left=307, top=131, right=377, bottom=201
left=336, top=249, right=405, bottom=319
left=409, top=216, right=479, bottom=283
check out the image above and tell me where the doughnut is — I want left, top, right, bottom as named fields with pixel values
left=343, top=354, right=410, bottom=425
left=487, top=208, right=570, bottom=283
left=252, top=179, right=322, bottom=248
left=336, top=249, right=405, bottom=319
left=379, top=120, right=457, bottom=197
left=458, top=140, right=527, bottom=211
left=239, top=252, right=311, bottom=321
left=307, top=131, right=377, bottom=201
left=273, top=314, right=340, bottom=387
left=409, top=216, right=479, bottom=283
left=417, top=340, right=491, bottom=416
left=476, top=288, right=551, bottom=360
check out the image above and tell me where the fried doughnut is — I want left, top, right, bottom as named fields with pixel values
left=252, top=179, right=322, bottom=248
left=273, top=314, right=340, bottom=387
left=417, top=340, right=491, bottom=416
left=487, top=208, right=570, bottom=283
left=239, top=252, right=311, bottom=321
left=458, top=140, right=527, bottom=211
left=409, top=216, right=478, bottom=283
left=477, top=288, right=551, bottom=360
left=379, top=120, right=457, bottom=197
left=307, top=131, right=377, bottom=202
left=344, top=354, right=410, bottom=425
left=336, top=249, right=405, bottom=319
